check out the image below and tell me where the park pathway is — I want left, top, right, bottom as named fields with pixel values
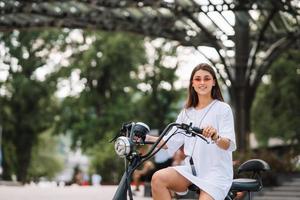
left=1, top=177, right=300, bottom=200
left=0, top=184, right=151, bottom=200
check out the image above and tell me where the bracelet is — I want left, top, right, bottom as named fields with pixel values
left=215, top=136, right=221, bottom=144
left=211, top=132, right=219, bottom=141
left=212, top=134, right=220, bottom=142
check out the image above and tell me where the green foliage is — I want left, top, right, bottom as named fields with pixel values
left=133, top=40, right=184, bottom=131
left=54, top=36, right=185, bottom=183
left=251, top=50, right=300, bottom=146
left=0, top=29, right=184, bottom=184
left=50, top=31, right=147, bottom=183
left=88, top=135, right=124, bottom=184
left=54, top=31, right=147, bottom=149
left=86, top=40, right=184, bottom=183
left=27, top=130, right=64, bottom=181
left=0, top=30, right=67, bottom=182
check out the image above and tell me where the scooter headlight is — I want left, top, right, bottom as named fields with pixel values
left=114, top=136, right=132, bottom=158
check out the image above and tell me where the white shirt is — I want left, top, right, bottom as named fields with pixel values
left=163, top=100, right=236, bottom=200
left=154, top=148, right=172, bottom=163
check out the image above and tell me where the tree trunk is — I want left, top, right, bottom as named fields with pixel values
left=16, top=145, right=32, bottom=183
left=232, top=90, right=251, bottom=151
left=233, top=12, right=251, bottom=152
left=2, top=134, right=33, bottom=183
left=15, top=128, right=34, bottom=183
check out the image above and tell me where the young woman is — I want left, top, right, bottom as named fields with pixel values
left=145, top=63, right=236, bottom=200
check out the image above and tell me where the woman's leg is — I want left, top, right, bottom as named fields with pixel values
left=132, top=170, right=142, bottom=191
left=132, top=161, right=154, bottom=191
left=151, top=167, right=191, bottom=200
left=199, top=190, right=214, bottom=200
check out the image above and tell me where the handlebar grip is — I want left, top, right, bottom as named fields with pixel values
left=192, top=127, right=203, bottom=134
left=144, top=141, right=155, bottom=145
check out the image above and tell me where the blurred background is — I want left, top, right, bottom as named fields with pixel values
left=0, top=0, right=299, bottom=199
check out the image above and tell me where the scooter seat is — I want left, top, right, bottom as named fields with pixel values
left=238, top=159, right=270, bottom=174
left=230, top=178, right=262, bottom=192
left=188, top=159, right=269, bottom=194
left=189, top=178, right=261, bottom=194
left=188, top=184, right=200, bottom=194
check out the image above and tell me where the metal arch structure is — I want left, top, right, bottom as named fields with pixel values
left=1, top=0, right=300, bottom=151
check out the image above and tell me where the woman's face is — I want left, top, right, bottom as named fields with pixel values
left=192, top=69, right=215, bottom=97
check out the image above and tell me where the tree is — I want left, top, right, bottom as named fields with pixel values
left=134, top=39, right=183, bottom=131
left=0, top=30, right=66, bottom=182
left=51, top=31, right=147, bottom=184
left=86, top=39, right=184, bottom=183
left=54, top=31, right=147, bottom=149
left=251, top=50, right=300, bottom=146
left=2, top=1, right=300, bottom=150
left=27, top=130, right=64, bottom=181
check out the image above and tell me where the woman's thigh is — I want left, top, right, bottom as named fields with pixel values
left=152, top=167, right=191, bottom=192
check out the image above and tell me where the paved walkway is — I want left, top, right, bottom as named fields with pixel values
left=0, top=185, right=152, bottom=200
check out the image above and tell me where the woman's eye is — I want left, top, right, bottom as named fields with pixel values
left=193, top=77, right=211, bottom=82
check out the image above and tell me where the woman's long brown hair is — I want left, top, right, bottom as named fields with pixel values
left=185, top=63, right=224, bottom=108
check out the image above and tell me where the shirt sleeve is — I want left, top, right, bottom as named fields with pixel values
left=218, top=104, right=236, bottom=151
left=163, top=110, right=185, bottom=156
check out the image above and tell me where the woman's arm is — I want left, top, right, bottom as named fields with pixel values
left=145, top=135, right=168, bottom=149
left=212, top=134, right=230, bottom=150
left=215, top=104, right=236, bottom=151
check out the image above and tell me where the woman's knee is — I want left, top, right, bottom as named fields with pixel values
left=151, top=168, right=190, bottom=192
left=151, top=169, right=165, bottom=187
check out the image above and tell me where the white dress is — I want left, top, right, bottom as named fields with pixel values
left=163, top=100, right=236, bottom=200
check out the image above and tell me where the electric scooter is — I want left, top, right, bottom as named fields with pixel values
left=111, top=122, right=270, bottom=200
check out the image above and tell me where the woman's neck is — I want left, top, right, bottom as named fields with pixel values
left=196, top=96, right=214, bottom=109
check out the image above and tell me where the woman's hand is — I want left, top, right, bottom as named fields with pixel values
left=203, top=125, right=230, bottom=150
left=202, top=125, right=218, bottom=141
